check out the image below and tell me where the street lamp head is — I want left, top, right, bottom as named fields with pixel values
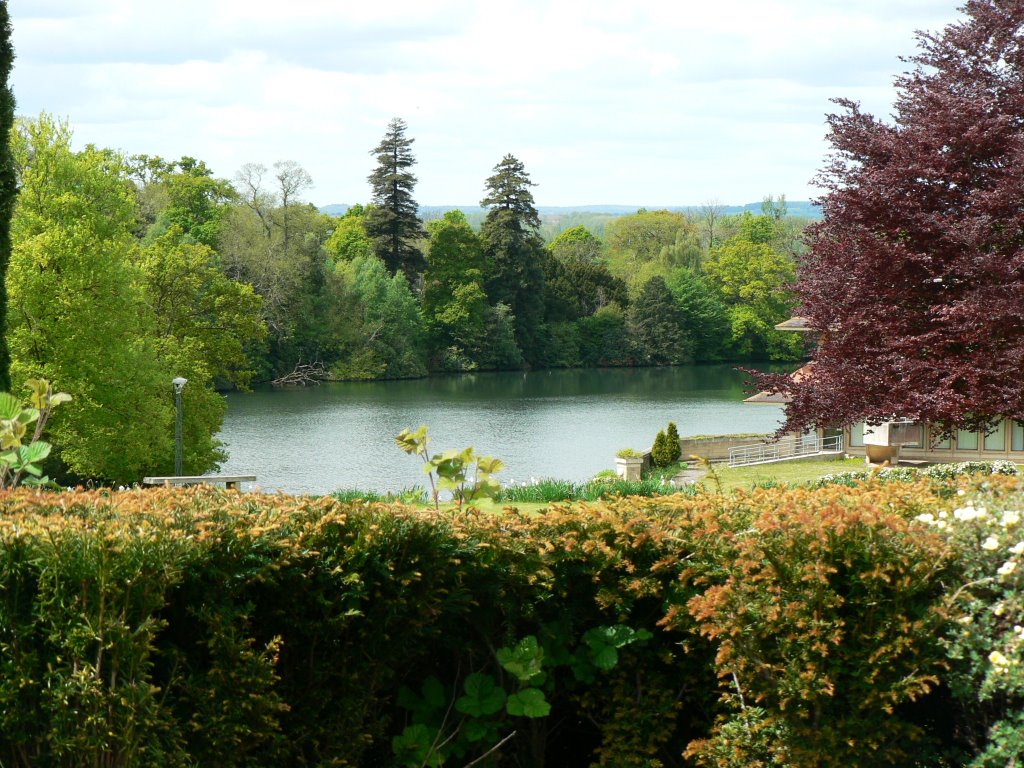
left=172, top=377, right=188, bottom=394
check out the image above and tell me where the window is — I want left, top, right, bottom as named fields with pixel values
left=930, top=426, right=951, bottom=450
left=1012, top=421, right=1024, bottom=452
left=957, top=429, right=979, bottom=450
left=984, top=421, right=1007, bottom=451
left=849, top=422, right=864, bottom=448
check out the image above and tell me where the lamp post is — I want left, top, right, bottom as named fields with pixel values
left=172, top=377, right=187, bottom=475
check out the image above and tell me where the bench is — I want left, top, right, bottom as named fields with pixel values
left=142, top=475, right=257, bottom=490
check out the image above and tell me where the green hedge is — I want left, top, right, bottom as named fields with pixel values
left=0, top=478, right=1015, bottom=766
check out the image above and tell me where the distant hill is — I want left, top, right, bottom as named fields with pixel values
left=319, top=201, right=821, bottom=220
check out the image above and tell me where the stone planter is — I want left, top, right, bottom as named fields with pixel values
left=615, top=456, right=645, bottom=481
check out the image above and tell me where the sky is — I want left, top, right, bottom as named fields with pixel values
left=11, top=0, right=963, bottom=208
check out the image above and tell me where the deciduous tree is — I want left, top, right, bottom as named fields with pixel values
left=759, top=1, right=1024, bottom=436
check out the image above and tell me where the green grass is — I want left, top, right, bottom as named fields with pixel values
left=701, top=457, right=865, bottom=493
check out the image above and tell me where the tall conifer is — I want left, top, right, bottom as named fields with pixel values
left=365, top=118, right=426, bottom=279
left=480, top=154, right=548, bottom=367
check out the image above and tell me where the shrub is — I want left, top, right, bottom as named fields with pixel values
left=651, top=429, right=673, bottom=468
left=666, top=421, right=682, bottom=463
left=0, top=478, right=1001, bottom=766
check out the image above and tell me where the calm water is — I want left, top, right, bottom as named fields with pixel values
left=216, top=365, right=786, bottom=495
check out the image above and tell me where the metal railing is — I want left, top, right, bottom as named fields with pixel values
left=728, top=434, right=844, bottom=468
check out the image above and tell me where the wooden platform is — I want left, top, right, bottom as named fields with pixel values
left=142, top=475, right=256, bottom=490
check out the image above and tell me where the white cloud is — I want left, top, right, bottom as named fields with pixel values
left=10, top=0, right=962, bottom=206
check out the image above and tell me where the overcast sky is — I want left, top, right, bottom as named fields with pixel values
left=11, top=0, right=962, bottom=207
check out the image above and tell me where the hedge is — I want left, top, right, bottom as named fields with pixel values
left=0, top=477, right=1016, bottom=766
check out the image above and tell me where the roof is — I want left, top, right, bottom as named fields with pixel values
left=774, top=316, right=814, bottom=332
left=743, top=363, right=815, bottom=406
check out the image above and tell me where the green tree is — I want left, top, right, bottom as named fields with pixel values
left=423, top=211, right=494, bottom=370
left=480, top=154, right=548, bottom=367
left=222, top=162, right=332, bottom=376
left=0, top=4, right=14, bottom=391
left=331, top=255, right=427, bottom=380
left=548, top=225, right=602, bottom=263
left=544, top=255, right=628, bottom=323
left=704, top=234, right=801, bottom=360
left=665, top=268, right=731, bottom=361
left=365, top=118, right=426, bottom=278
left=604, top=210, right=702, bottom=291
left=578, top=303, right=631, bottom=367
left=628, top=276, right=693, bottom=365
left=324, top=204, right=373, bottom=264
left=9, top=116, right=173, bottom=482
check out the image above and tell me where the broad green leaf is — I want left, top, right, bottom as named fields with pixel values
left=455, top=672, right=506, bottom=717
left=476, top=455, right=504, bottom=475
left=20, top=441, right=51, bottom=464
left=497, top=636, right=544, bottom=682
left=506, top=687, right=550, bottom=718
left=421, top=676, right=446, bottom=711
left=392, top=723, right=445, bottom=767
left=48, top=392, right=71, bottom=406
left=591, top=645, right=618, bottom=670
left=24, top=379, right=49, bottom=410
left=462, top=718, right=492, bottom=743
left=0, top=393, right=20, bottom=421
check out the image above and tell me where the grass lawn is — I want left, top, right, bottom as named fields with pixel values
left=702, top=456, right=866, bottom=493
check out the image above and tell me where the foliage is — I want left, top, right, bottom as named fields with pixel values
left=0, top=3, right=13, bottom=392
left=813, top=460, right=1020, bottom=489
left=323, top=203, right=374, bottom=264
left=628, top=275, right=693, bottom=365
left=9, top=115, right=179, bottom=483
left=666, top=421, right=682, bottom=462
left=480, top=155, right=548, bottom=368
left=578, top=303, right=631, bottom=367
left=330, top=255, right=427, bottom=380
left=365, top=118, right=426, bottom=278
left=0, top=378, right=70, bottom=488
left=6, top=477, right=1024, bottom=765
left=760, top=3, right=1024, bottom=435
left=494, top=476, right=690, bottom=503
left=651, top=430, right=671, bottom=468
left=395, top=425, right=503, bottom=510
left=604, top=209, right=702, bottom=288
left=615, top=448, right=643, bottom=459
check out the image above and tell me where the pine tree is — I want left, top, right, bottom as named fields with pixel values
left=0, top=4, right=15, bottom=391
left=628, top=276, right=693, bottom=365
left=480, top=154, right=547, bottom=367
left=365, top=118, right=426, bottom=279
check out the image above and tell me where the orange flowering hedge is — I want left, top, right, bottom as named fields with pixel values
left=0, top=480, right=973, bottom=766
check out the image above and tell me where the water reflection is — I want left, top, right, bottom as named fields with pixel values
left=216, top=365, right=789, bottom=495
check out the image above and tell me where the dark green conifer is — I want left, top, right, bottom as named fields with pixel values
left=480, top=154, right=548, bottom=367
left=365, top=118, right=426, bottom=279
left=666, top=421, right=682, bottom=463
left=652, top=429, right=672, bottom=468
left=0, top=3, right=15, bottom=390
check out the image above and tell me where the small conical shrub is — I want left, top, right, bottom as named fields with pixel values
left=666, top=421, right=682, bottom=464
left=651, top=429, right=672, bottom=468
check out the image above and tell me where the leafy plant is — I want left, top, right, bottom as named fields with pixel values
left=615, top=448, right=642, bottom=459
left=395, top=425, right=503, bottom=510
left=0, top=378, right=70, bottom=489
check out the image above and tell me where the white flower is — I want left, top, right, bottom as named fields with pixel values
left=982, top=535, right=1000, bottom=551
left=957, top=489, right=966, bottom=496
left=1011, top=541, right=1024, bottom=555
left=994, top=603, right=1006, bottom=617
left=915, top=513, right=936, bottom=524
left=1002, top=510, right=1021, bottom=527
left=936, top=520, right=948, bottom=530
left=989, top=650, right=1011, bottom=667
left=938, top=510, right=949, bottom=519
left=954, top=505, right=987, bottom=521
left=997, top=560, right=1018, bottom=577
left=957, top=615, right=973, bottom=624
left=1015, top=625, right=1024, bottom=635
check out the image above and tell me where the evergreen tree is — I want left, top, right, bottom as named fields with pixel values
left=0, top=4, right=14, bottom=391
left=480, top=154, right=548, bottom=367
left=651, top=429, right=672, bottom=467
left=666, top=421, right=682, bottom=463
left=365, top=118, right=426, bottom=279
left=628, top=276, right=693, bottom=365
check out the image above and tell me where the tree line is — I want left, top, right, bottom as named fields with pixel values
left=6, top=113, right=808, bottom=483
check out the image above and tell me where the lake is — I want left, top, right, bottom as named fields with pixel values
left=215, top=364, right=787, bottom=495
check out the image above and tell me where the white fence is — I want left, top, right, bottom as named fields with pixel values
left=728, top=434, right=844, bottom=468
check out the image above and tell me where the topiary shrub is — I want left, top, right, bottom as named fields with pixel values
left=665, top=421, right=682, bottom=464
left=651, top=429, right=673, bottom=467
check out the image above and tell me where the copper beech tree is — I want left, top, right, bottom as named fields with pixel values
left=759, top=1, right=1024, bottom=438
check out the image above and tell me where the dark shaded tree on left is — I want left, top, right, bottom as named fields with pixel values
left=365, top=118, right=426, bottom=279
left=0, top=3, right=14, bottom=391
